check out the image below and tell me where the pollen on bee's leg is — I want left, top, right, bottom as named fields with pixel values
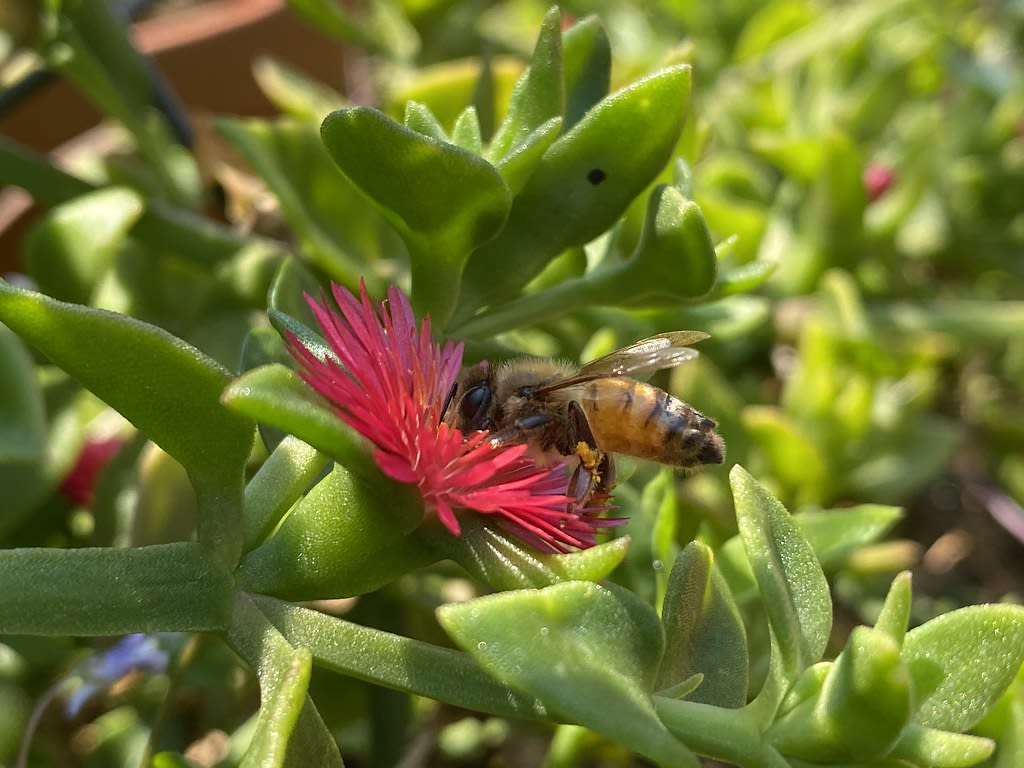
left=575, top=441, right=602, bottom=472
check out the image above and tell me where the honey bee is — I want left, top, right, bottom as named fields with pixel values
left=444, top=331, right=725, bottom=497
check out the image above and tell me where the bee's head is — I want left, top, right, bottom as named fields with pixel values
left=444, top=362, right=494, bottom=433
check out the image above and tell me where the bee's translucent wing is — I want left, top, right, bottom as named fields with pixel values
left=535, top=331, right=709, bottom=392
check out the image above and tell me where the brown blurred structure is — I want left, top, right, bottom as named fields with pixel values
left=0, top=0, right=347, bottom=271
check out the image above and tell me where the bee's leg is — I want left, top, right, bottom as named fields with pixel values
left=566, top=401, right=615, bottom=499
left=485, top=413, right=551, bottom=448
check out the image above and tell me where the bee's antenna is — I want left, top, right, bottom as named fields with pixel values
left=440, top=382, right=458, bottom=424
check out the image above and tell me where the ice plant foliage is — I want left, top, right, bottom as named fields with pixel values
left=287, top=281, right=612, bottom=552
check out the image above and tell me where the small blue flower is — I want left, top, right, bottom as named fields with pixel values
left=64, top=634, right=170, bottom=717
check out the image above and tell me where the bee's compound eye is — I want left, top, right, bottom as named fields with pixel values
left=458, top=384, right=492, bottom=431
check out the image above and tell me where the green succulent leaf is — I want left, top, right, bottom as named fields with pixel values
left=457, top=64, right=693, bottom=319
left=404, top=100, right=449, bottom=141
left=242, top=645, right=313, bottom=768
left=0, top=544, right=232, bottom=634
left=438, top=514, right=629, bottom=590
left=657, top=541, right=748, bottom=707
left=562, top=15, right=611, bottom=129
left=243, top=435, right=329, bottom=552
left=718, top=503, right=902, bottom=606
left=286, top=0, right=417, bottom=60
left=235, top=464, right=432, bottom=600
left=223, top=362, right=377, bottom=480
left=774, top=627, right=911, bottom=763
left=711, top=258, right=777, bottom=298
left=903, top=604, right=1024, bottom=732
left=891, top=724, right=995, bottom=768
left=229, top=594, right=344, bottom=768
left=439, top=581, right=699, bottom=767
left=255, top=593, right=547, bottom=720
left=0, top=281, right=254, bottom=565
left=0, top=136, right=247, bottom=264
left=24, top=187, right=144, bottom=305
left=0, top=325, right=45, bottom=463
left=451, top=106, right=483, bottom=154
left=268, top=260, right=324, bottom=331
left=251, top=55, right=347, bottom=123
left=320, top=106, right=511, bottom=324
left=487, top=5, right=564, bottom=164
left=598, top=185, right=718, bottom=305
left=730, top=465, right=832, bottom=685
left=492, top=116, right=563, bottom=196
left=874, top=571, right=913, bottom=646
left=455, top=185, right=716, bottom=337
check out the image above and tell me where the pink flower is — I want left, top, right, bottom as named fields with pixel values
left=286, top=281, right=612, bottom=553
left=863, top=163, right=895, bottom=202
left=60, top=436, right=125, bottom=506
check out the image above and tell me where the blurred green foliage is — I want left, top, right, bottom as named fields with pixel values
left=1, top=0, right=1023, bottom=765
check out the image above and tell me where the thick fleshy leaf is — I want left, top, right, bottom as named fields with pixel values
left=874, top=571, right=913, bottom=646
left=456, top=64, right=693, bottom=319
left=243, top=435, right=329, bottom=551
left=562, top=15, right=611, bottom=129
left=989, top=690, right=1024, bottom=768
left=730, top=465, right=832, bottom=684
left=235, top=464, right=432, bottom=600
left=487, top=6, right=564, bottom=163
left=268, top=260, right=323, bottom=331
left=593, top=186, right=717, bottom=305
left=903, top=604, right=1024, bottom=732
left=711, top=259, right=777, bottom=298
left=320, top=106, right=511, bottom=323
left=0, top=543, right=232, bottom=634
left=492, top=116, right=563, bottom=196
left=0, top=325, right=45, bottom=463
left=645, top=469, right=679, bottom=606
left=819, top=628, right=911, bottom=757
left=438, top=515, right=629, bottom=590
left=653, top=693, right=767, bottom=767
left=24, top=187, right=143, bottom=304
left=657, top=542, right=748, bottom=707
left=404, top=100, right=449, bottom=141
left=223, top=363, right=377, bottom=482
left=891, top=724, right=995, bottom=768
left=229, top=594, right=344, bottom=768
left=451, top=107, right=483, bottom=155
left=0, top=281, right=254, bottom=564
left=268, top=309, right=336, bottom=366
left=241, top=645, right=312, bottom=768
left=438, top=581, right=699, bottom=767
left=255, top=595, right=545, bottom=719
left=791, top=504, right=904, bottom=566
left=455, top=186, right=716, bottom=337
left=846, top=417, right=962, bottom=503
left=240, top=327, right=293, bottom=375
left=38, top=0, right=154, bottom=135
left=0, top=373, right=86, bottom=537
left=769, top=627, right=911, bottom=762
left=717, top=503, right=902, bottom=606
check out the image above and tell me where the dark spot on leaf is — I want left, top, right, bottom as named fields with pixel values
left=587, top=168, right=606, bottom=185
